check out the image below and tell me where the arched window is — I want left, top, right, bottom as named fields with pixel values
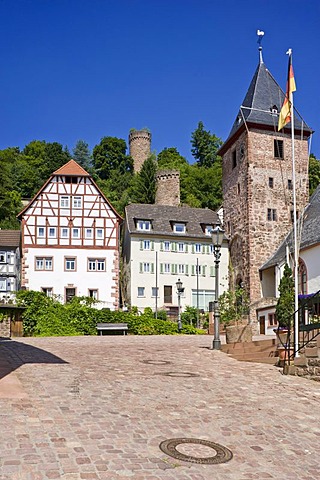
left=298, top=259, right=307, bottom=295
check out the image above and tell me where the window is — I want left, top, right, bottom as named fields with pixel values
left=143, top=263, right=150, bottom=273
left=0, top=279, right=6, bottom=291
left=288, top=179, right=293, bottom=190
left=237, top=183, right=240, bottom=195
left=73, top=196, right=82, bottom=208
left=298, top=259, right=307, bottom=295
left=49, top=227, right=56, bottom=238
left=274, top=139, right=284, bottom=159
left=192, top=289, right=215, bottom=311
left=85, top=228, right=93, bottom=238
left=195, top=243, right=201, bottom=253
left=0, top=252, right=6, bottom=263
left=232, top=150, right=237, bottom=169
left=162, top=263, right=170, bottom=273
left=137, top=220, right=151, bottom=231
left=268, top=313, right=277, bottom=326
left=178, top=264, right=185, bottom=274
left=88, top=289, right=98, bottom=300
left=143, top=240, right=150, bottom=250
left=164, top=285, right=172, bottom=304
left=65, top=176, right=78, bottom=184
left=35, top=257, right=53, bottom=271
left=38, top=227, right=45, bottom=237
left=178, top=242, right=185, bottom=252
left=65, top=257, right=76, bottom=271
left=137, top=287, right=145, bottom=297
left=173, top=223, right=186, bottom=233
left=41, top=287, right=53, bottom=298
left=269, top=177, right=274, bottom=188
left=60, top=196, right=70, bottom=208
left=164, top=241, right=170, bottom=251
left=65, top=287, right=76, bottom=302
left=96, top=229, right=103, bottom=238
left=61, top=228, right=68, bottom=238
left=152, top=287, right=159, bottom=297
left=88, top=258, right=106, bottom=271
left=72, top=228, right=80, bottom=238
left=267, top=208, right=277, bottom=221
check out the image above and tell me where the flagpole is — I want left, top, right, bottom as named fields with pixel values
left=288, top=49, right=299, bottom=358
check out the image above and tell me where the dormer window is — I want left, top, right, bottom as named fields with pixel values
left=173, top=223, right=186, bottom=234
left=270, top=105, right=278, bottom=115
left=137, top=220, right=151, bottom=231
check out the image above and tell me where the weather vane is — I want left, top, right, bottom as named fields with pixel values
left=257, top=29, right=265, bottom=45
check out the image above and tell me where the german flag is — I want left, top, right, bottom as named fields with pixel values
left=278, top=53, right=296, bottom=131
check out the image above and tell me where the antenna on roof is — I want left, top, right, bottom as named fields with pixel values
left=257, top=29, right=265, bottom=63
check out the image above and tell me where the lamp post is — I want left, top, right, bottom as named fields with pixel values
left=176, top=278, right=184, bottom=333
left=211, top=225, right=225, bottom=350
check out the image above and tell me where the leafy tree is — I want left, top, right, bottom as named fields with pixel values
left=219, top=287, right=249, bottom=326
left=191, top=121, right=222, bottom=167
left=0, top=148, right=22, bottom=228
left=275, top=264, right=295, bottom=328
left=309, top=154, right=320, bottom=196
left=92, top=136, right=133, bottom=179
left=131, top=154, right=157, bottom=204
left=157, top=147, right=188, bottom=169
left=73, top=140, right=92, bottom=169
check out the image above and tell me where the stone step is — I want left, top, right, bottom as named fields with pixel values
left=221, top=339, right=277, bottom=354
left=236, top=356, right=278, bottom=365
left=304, top=347, right=320, bottom=358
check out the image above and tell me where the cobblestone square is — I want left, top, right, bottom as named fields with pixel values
left=0, top=335, right=319, bottom=479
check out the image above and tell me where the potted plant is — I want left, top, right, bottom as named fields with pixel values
left=275, top=264, right=295, bottom=363
left=219, top=286, right=252, bottom=343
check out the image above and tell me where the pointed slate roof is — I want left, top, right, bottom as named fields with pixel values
left=261, top=185, right=320, bottom=271
left=53, top=159, right=90, bottom=177
left=219, top=52, right=313, bottom=154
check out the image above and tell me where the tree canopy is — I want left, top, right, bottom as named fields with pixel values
left=191, top=121, right=222, bottom=167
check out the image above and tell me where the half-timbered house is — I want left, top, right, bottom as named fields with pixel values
left=18, top=160, right=122, bottom=309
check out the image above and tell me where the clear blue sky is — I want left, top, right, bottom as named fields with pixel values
left=1, top=0, right=319, bottom=161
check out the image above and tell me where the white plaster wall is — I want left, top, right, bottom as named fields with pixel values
left=129, top=236, right=229, bottom=312
left=25, top=247, right=117, bottom=309
left=300, top=247, right=320, bottom=294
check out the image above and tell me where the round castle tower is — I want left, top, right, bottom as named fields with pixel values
left=155, top=170, right=180, bottom=206
left=129, top=129, right=151, bottom=173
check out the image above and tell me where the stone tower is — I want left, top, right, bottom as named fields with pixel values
left=219, top=47, right=312, bottom=316
left=155, top=170, right=180, bottom=206
left=129, top=129, right=152, bottom=173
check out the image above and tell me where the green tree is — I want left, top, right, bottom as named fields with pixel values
left=92, top=137, right=133, bottom=179
left=131, top=154, right=157, bottom=204
left=191, top=121, right=222, bottom=167
left=157, top=147, right=188, bottom=169
left=0, top=148, right=22, bottom=228
left=275, top=264, right=295, bottom=328
left=309, top=154, right=320, bottom=196
left=219, top=287, right=249, bottom=326
left=72, top=140, right=92, bottom=169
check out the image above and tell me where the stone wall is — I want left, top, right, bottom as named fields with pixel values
left=155, top=170, right=180, bottom=206
left=129, top=129, right=151, bottom=173
left=0, top=316, right=10, bottom=337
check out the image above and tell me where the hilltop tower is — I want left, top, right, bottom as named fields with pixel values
left=129, top=129, right=152, bottom=173
left=155, top=170, right=180, bottom=206
left=219, top=47, right=312, bottom=319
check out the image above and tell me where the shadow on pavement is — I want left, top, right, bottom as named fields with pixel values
left=0, top=338, right=68, bottom=381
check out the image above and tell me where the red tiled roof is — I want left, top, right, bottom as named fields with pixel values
left=53, top=159, right=90, bottom=176
left=0, top=230, right=20, bottom=247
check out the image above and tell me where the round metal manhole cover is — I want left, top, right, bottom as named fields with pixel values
left=142, top=360, right=172, bottom=365
left=159, top=371, right=200, bottom=378
left=159, top=438, right=233, bottom=465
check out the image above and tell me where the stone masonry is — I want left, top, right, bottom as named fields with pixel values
left=129, top=129, right=152, bottom=173
left=155, top=170, right=180, bottom=206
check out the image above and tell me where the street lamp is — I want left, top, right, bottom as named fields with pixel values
left=211, top=225, right=225, bottom=350
left=176, top=278, right=184, bottom=333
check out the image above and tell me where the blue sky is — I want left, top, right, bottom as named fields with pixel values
left=1, top=0, right=319, bottom=161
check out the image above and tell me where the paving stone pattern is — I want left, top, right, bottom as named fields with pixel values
left=0, top=335, right=319, bottom=480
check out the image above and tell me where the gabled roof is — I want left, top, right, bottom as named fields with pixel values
left=261, top=185, right=320, bottom=270
left=125, top=203, right=221, bottom=238
left=219, top=54, right=313, bottom=155
left=53, top=159, right=90, bottom=177
left=0, top=230, right=20, bottom=247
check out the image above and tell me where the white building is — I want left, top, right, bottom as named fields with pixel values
left=122, top=203, right=229, bottom=315
left=0, top=230, right=20, bottom=302
left=18, top=160, right=122, bottom=309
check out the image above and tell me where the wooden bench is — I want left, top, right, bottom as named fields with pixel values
left=96, top=323, right=128, bottom=336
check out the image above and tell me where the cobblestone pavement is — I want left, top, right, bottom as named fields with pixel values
left=0, top=335, right=319, bottom=480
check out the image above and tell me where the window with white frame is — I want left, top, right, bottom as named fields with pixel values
left=178, top=242, right=185, bottom=253
left=173, top=223, right=186, bottom=233
left=35, top=257, right=53, bottom=271
left=72, top=228, right=80, bottom=238
left=85, top=228, right=93, bottom=238
left=60, top=196, right=70, bottom=208
left=178, top=264, right=185, bottom=274
left=137, top=287, right=145, bottom=297
left=0, top=252, right=6, bottom=263
left=163, top=263, right=170, bottom=273
left=191, top=289, right=215, bottom=311
left=0, top=279, right=6, bottom=291
left=48, top=227, right=56, bottom=238
left=96, top=228, right=103, bottom=238
left=38, top=227, right=45, bottom=237
left=139, top=262, right=154, bottom=273
left=164, top=241, right=170, bottom=251
left=73, top=196, right=82, bottom=208
left=88, top=258, right=106, bottom=271
left=88, top=289, right=98, bottom=300
left=61, top=228, right=68, bottom=238
left=152, top=287, right=159, bottom=297
left=195, top=243, right=201, bottom=253
left=65, top=257, right=76, bottom=271
left=41, top=287, right=53, bottom=297
left=137, top=220, right=151, bottom=231
left=143, top=240, right=150, bottom=250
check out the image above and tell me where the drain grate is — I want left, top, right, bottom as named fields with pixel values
left=142, top=360, right=172, bottom=365
left=158, top=371, right=200, bottom=378
left=159, top=438, right=233, bottom=465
